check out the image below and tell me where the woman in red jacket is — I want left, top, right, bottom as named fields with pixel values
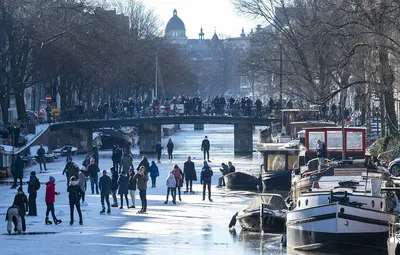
left=45, top=176, right=62, bottom=225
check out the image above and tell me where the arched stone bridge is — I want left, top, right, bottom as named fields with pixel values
left=49, top=116, right=278, bottom=155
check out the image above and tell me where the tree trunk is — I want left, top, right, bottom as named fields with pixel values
left=15, top=88, right=27, bottom=122
left=0, top=94, right=8, bottom=124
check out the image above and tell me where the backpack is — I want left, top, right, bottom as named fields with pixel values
left=173, top=168, right=181, bottom=180
left=203, top=167, right=213, bottom=178
left=36, top=178, right=41, bottom=190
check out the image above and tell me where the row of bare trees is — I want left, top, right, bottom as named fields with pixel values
left=0, top=0, right=196, bottom=123
left=236, top=0, right=400, bottom=135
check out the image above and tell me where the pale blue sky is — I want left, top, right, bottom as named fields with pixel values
left=142, top=0, right=259, bottom=39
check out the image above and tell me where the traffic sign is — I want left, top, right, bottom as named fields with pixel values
left=46, top=95, right=52, bottom=102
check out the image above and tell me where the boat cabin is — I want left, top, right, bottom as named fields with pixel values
left=281, top=109, right=320, bottom=136
left=304, top=127, right=366, bottom=161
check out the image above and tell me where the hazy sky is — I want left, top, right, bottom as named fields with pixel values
left=142, top=0, right=259, bottom=39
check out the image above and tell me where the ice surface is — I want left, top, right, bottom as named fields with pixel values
left=0, top=124, right=286, bottom=255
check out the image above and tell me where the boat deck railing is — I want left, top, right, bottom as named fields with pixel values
left=388, top=219, right=400, bottom=242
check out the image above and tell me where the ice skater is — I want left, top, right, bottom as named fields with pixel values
left=128, top=169, right=136, bottom=208
left=134, top=166, right=149, bottom=213
left=27, top=171, right=40, bottom=216
left=149, top=161, right=159, bottom=188
left=173, top=165, right=184, bottom=202
left=110, top=167, right=119, bottom=207
left=167, top=138, right=174, bottom=160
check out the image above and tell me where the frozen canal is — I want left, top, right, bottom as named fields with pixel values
left=0, top=124, right=285, bottom=254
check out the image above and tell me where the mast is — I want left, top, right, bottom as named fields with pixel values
left=155, top=52, right=158, bottom=99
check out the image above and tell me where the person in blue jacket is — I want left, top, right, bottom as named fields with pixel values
left=200, top=161, right=213, bottom=202
left=149, top=161, right=159, bottom=188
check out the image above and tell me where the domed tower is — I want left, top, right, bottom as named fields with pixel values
left=165, top=9, right=187, bottom=45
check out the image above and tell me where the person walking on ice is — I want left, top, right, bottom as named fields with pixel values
left=134, top=166, right=149, bottom=214
left=117, top=172, right=129, bottom=209
left=128, top=169, right=136, bottom=208
left=99, top=170, right=112, bottom=215
left=201, top=161, right=213, bottom=202
left=201, top=136, right=211, bottom=162
left=45, top=176, right=62, bottom=225
left=164, top=171, right=176, bottom=204
left=67, top=176, right=83, bottom=225
left=149, top=161, right=159, bottom=188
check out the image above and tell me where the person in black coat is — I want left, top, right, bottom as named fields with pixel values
left=112, top=144, right=122, bottom=171
left=92, top=146, right=99, bottom=166
left=67, top=176, right=83, bottom=225
left=201, top=136, right=211, bottom=162
left=37, top=145, right=47, bottom=171
left=62, top=158, right=74, bottom=187
left=117, top=172, right=129, bottom=209
left=27, top=171, right=40, bottom=216
left=155, top=142, right=163, bottom=163
left=128, top=169, right=137, bottom=208
left=99, top=170, right=112, bottom=214
left=110, top=167, right=119, bottom=207
left=167, top=138, right=174, bottom=160
left=137, top=156, right=150, bottom=173
left=13, top=187, right=28, bottom=232
left=87, top=159, right=100, bottom=194
left=11, top=154, right=24, bottom=189
left=183, top=156, right=197, bottom=193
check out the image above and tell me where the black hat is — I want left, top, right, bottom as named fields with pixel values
left=17, top=187, right=23, bottom=192
left=30, top=171, right=36, bottom=176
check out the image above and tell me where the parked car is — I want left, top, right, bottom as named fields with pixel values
left=388, top=158, right=400, bottom=177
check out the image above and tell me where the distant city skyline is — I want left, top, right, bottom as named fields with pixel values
left=143, top=0, right=260, bottom=39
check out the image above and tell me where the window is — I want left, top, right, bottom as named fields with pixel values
left=346, top=132, right=363, bottom=150
left=308, top=132, right=324, bottom=150
left=327, top=131, right=343, bottom=150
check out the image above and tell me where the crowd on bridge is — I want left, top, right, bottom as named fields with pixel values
left=58, top=94, right=292, bottom=122
left=4, top=135, right=241, bottom=234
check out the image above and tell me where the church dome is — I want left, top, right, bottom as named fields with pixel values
left=166, top=9, right=185, bottom=31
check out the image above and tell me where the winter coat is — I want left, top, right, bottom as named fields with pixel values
left=77, top=172, right=86, bottom=192
left=220, top=165, right=230, bottom=176
left=111, top=171, right=119, bottom=190
left=184, top=161, right=197, bottom=181
left=229, top=165, right=236, bottom=173
left=134, top=172, right=149, bottom=190
left=149, top=163, right=159, bottom=178
left=82, top=158, right=90, bottom=168
left=37, top=148, right=46, bottom=157
left=316, top=142, right=327, bottom=158
left=120, top=155, right=133, bottom=173
left=200, top=164, right=213, bottom=183
left=5, top=205, right=21, bottom=222
left=12, top=156, right=24, bottom=177
left=137, top=159, right=149, bottom=172
left=167, top=141, right=174, bottom=153
left=68, top=166, right=80, bottom=181
left=67, top=182, right=82, bottom=202
left=63, top=162, right=74, bottom=176
left=117, top=174, right=129, bottom=195
left=173, top=167, right=184, bottom=188
left=201, top=139, right=210, bottom=151
left=99, top=175, right=112, bottom=195
left=45, top=181, right=58, bottom=203
left=27, top=175, right=40, bottom=194
left=112, top=148, right=122, bottom=162
left=155, top=144, right=163, bottom=153
left=87, top=164, right=100, bottom=178
left=13, top=193, right=28, bottom=217
left=166, top=174, right=176, bottom=188
left=128, top=174, right=137, bottom=191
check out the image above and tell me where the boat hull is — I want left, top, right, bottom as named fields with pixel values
left=224, top=172, right=258, bottom=191
left=286, top=203, right=392, bottom=252
left=237, top=211, right=286, bottom=233
left=262, top=170, right=291, bottom=190
left=100, top=129, right=131, bottom=149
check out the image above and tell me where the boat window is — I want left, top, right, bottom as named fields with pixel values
left=371, top=200, right=375, bottom=208
left=346, top=132, right=363, bottom=150
left=381, top=201, right=383, bottom=209
left=298, top=200, right=301, bottom=207
left=267, top=154, right=286, bottom=171
left=327, top=131, right=343, bottom=150
left=308, top=132, right=324, bottom=149
left=305, top=199, right=308, bottom=206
